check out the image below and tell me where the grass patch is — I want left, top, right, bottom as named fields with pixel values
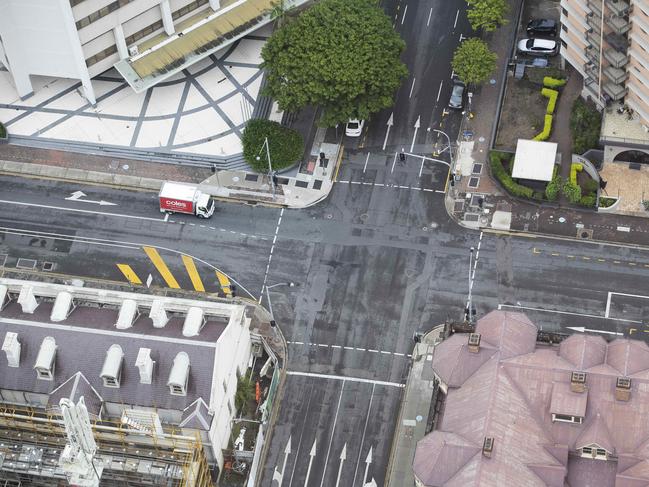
left=570, top=98, right=601, bottom=154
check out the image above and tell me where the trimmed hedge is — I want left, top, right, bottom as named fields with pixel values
left=533, top=114, right=553, bottom=141
left=599, top=196, right=616, bottom=208
left=490, top=151, right=534, bottom=199
left=579, top=194, right=597, bottom=207
left=543, top=76, right=567, bottom=88
left=0, top=122, right=6, bottom=139
left=545, top=175, right=562, bottom=201
left=563, top=180, right=582, bottom=203
left=541, top=88, right=559, bottom=114
left=242, top=119, right=304, bottom=173
left=570, top=163, right=582, bottom=185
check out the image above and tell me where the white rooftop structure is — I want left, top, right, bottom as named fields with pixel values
left=34, top=336, right=57, bottom=380
left=512, top=139, right=558, bottom=182
left=51, top=291, right=74, bottom=322
left=100, top=344, right=124, bottom=388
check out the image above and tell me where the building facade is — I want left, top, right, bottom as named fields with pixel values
left=0, top=277, right=257, bottom=486
left=0, top=0, right=280, bottom=104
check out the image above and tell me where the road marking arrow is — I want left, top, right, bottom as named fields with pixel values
left=364, top=478, right=378, bottom=487
left=382, top=112, right=394, bottom=151
left=362, top=446, right=373, bottom=484
left=410, top=116, right=420, bottom=153
left=566, top=326, right=624, bottom=336
left=335, top=443, right=346, bottom=487
left=272, top=436, right=291, bottom=485
left=304, top=440, right=316, bottom=486
left=65, top=191, right=117, bottom=206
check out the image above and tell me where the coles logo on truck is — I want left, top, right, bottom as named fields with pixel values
left=161, top=198, right=191, bottom=212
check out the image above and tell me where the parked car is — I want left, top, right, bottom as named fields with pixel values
left=526, top=19, right=557, bottom=37
left=345, top=119, right=365, bottom=137
left=448, top=81, right=465, bottom=109
left=517, top=38, right=558, bottom=56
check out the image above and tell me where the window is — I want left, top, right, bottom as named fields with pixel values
left=76, top=0, right=134, bottom=30
left=562, top=24, right=568, bottom=33
left=86, top=45, right=118, bottom=67
left=562, top=7, right=568, bottom=17
left=125, top=20, right=164, bottom=47
left=70, top=0, right=86, bottom=6
left=103, top=376, right=118, bottom=387
left=172, top=0, right=210, bottom=21
left=582, top=446, right=592, bottom=455
left=223, top=379, right=227, bottom=393
left=36, top=367, right=53, bottom=380
left=561, top=40, right=568, bottom=49
left=552, top=413, right=583, bottom=424
left=171, top=384, right=184, bottom=395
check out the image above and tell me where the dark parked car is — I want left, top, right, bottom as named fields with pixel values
left=448, top=81, right=465, bottom=109
left=526, top=19, right=557, bottom=37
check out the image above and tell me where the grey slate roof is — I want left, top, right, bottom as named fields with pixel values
left=0, top=301, right=226, bottom=412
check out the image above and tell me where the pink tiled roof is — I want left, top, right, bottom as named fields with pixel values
left=412, top=432, right=480, bottom=485
left=550, top=382, right=588, bottom=418
left=431, top=333, right=496, bottom=388
left=414, top=311, right=649, bottom=487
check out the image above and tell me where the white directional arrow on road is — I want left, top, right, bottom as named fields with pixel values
left=272, top=436, right=291, bottom=486
left=65, top=191, right=117, bottom=206
left=364, top=478, right=378, bottom=487
left=410, top=116, right=420, bottom=152
left=382, top=112, right=394, bottom=151
left=566, top=326, right=624, bottom=336
left=304, top=440, right=316, bottom=486
left=335, top=443, right=347, bottom=487
left=362, top=446, right=373, bottom=485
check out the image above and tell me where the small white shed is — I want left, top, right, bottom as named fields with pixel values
left=511, top=139, right=558, bottom=182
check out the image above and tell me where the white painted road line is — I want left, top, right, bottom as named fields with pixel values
left=320, top=381, right=345, bottom=487
left=605, top=291, right=649, bottom=318
left=363, top=152, right=370, bottom=173
left=352, top=385, right=375, bottom=487
left=427, top=7, right=433, bottom=27
left=498, top=303, right=642, bottom=324
left=454, top=9, right=460, bottom=29
left=436, top=80, right=443, bottom=102
left=409, top=78, right=416, bottom=98
left=401, top=4, right=408, bottom=24
left=288, top=371, right=405, bottom=388
left=0, top=199, right=165, bottom=222
left=391, top=152, right=398, bottom=173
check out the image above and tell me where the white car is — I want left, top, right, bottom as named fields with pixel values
left=345, top=119, right=365, bottom=137
left=517, top=38, right=558, bottom=56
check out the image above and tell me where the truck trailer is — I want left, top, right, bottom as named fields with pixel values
left=159, top=182, right=215, bottom=219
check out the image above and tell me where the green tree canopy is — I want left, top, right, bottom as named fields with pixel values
left=451, top=38, right=497, bottom=85
left=466, top=0, right=509, bottom=32
left=242, top=119, right=304, bottom=173
left=261, top=0, right=408, bottom=127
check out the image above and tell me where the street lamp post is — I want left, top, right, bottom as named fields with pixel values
left=256, top=137, right=276, bottom=199
left=264, top=282, right=295, bottom=326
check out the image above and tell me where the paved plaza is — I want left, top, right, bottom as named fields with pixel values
left=0, top=26, right=272, bottom=169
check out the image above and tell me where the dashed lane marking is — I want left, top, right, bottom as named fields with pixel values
left=533, top=248, right=648, bottom=268
left=287, top=341, right=412, bottom=358
left=336, top=180, right=445, bottom=194
left=116, top=264, right=142, bottom=285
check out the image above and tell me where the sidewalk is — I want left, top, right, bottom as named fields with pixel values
left=385, top=325, right=446, bottom=487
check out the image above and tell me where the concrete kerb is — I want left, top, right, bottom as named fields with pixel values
left=384, top=324, right=446, bottom=487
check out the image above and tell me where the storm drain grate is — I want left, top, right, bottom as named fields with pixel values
left=468, top=177, right=480, bottom=189
left=472, top=163, right=483, bottom=174
left=470, top=194, right=484, bottom=207
left=42, top=262, right=55, bottom=272
left=16, top=258, right=37, bottom=270
left=454, top=200, right=465, bottom=212
left=464, top=213, right=480, bottom=222
left=245, top=174, right=259, bottom=182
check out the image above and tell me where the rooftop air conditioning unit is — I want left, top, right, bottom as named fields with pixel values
left=128, top=45, right=139, bottom=57
left=135, top=348, right=154, bottom=385
left=2, top=332, right=20, bottom=368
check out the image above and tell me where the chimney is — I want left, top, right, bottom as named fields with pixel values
left=2, top=332, right=20, bottom=367
left=149, top=300, right=169, bottom=328
left=17, top=285, right=38, bottom=313
left=615, top=377, right=631, bottom=401
left=468, top=333, right=481, bottom=353
left=482, top=437, right=494, bottom=458
left=135, top=348, right=154, bottom=385
left=570, top=371, right=587, bottom=393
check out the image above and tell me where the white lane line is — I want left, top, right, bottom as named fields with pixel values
left=498, top=303, right=642, bottom=324
left=436, top=80, right=443, bottom=102
left=606, top=291, right=649, bottom=318
left=368, top=349, right=379, bottom=353
left=391, top=152, right=398, bottom=173
left=363, top=152, right=371, bottom=173
left=352, top=383, right=375, bottom=487
left=418, top=157, right=425, bottom=178
left=288, top=371, right=405, bottom=388
left=454, top=9, right=460, bottom=29
left=409, top=77, right=416, bottom=99
left=261, top=208, right=285, bottom=297
left=319, top=381, right=345, bottom=487
left=427, top=7, right=433, bottom=26
left=401, top=4, right=408, bottom=24
left=0, top=199, right=166, bottom=222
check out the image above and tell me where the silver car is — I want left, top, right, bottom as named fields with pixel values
left=448, top=81, right=465, bottom=109
left=517, top=38, right=558, bottom=56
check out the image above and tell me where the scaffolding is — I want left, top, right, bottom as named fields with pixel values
left=0, top=404, right=213, bottom=486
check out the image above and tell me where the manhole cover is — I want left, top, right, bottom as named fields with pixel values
left=422, top=226, right=428, bottom=231
left=430, top=222, right=438, bottom=229
left=490, top=79, right=496, bottom=85
left=405, top=269, right=416, bottom=277
left=468, top=177, right=480, bottom=189
left=122, top=164, right=129, bottom=170
left=326, top=213, right=333, bottom=219
left=454, top=200, right=465, bottom=212
left=478, top=137, right=485, bottom=143
left=42, top=262, right=54, bottom=271
left=558, top=217, right=566, bottom=223
left=360, top=213, right=369, bottom=221
left=232, top=176, right=240, bottom=182
left=472, top=163, right=483, bottom=174
left=464, top=213, right=480, bottom=222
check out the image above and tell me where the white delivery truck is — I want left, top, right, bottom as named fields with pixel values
left=158, top=182, right=215, bottom=219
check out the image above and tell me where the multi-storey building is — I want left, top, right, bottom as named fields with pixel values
left=0, top=277, right=273, bottom=486
left=0, top=0, right=286, bottom=104
left=560, top=0, right=649, bottom=156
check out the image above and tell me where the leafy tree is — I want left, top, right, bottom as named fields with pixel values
left=452, top=38, right=497, bottom=85
left=545, top=175, right=563, bottom=201
left=242, top=119, right=304, bottom=173
left=562, top=180, right=582, bottom=204
left=466, top=0, right=509, bottom=32
left=235, top=376, right=255, bottom=416
left=570, top=98, right=602, bottom=154
left=261, top=0, right=408, bottom=127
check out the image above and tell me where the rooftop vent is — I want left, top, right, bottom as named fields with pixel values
left=100, top=344, right=124, bottom=388
left=149, top=299, right=169, bottom=328
left=468, top=333, right=481, bottom=353
left=616, top=376, right=631, bottom=401
left=135, top=348, right=154, bottom=385
left=17, top=285, right=38, bottom=313
left=50, top=291, right=75, bottom=322
left=483, top=437, right=494, bottom=457
left=34, top=337, right=57, bottom=380
left=168, top=352, right=190, bottom=396
left=2, top=332, right=20, bottom=368
left=571, top=371, right=587, bottom=393
left=182, top=307, right=205, bottom=337
left=116, top=299, right=139, bottom=330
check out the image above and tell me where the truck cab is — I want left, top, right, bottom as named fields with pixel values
left=195, top=193, right=215, bottom=218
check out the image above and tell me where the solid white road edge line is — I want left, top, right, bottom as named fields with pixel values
left=287, top=371, right=405, bottom=388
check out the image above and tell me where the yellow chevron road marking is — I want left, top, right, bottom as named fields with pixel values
left=143, top=246, right=180, bottom=289
left=116, top=264, right=142, bottom=285
left=182, top=255, right=205, bottom=292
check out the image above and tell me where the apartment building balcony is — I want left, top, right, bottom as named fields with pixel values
left=605, top=31, right=629, bottom=52
left=585, top=46, right=601, bottom=65
left=605, top=0, right=630, bottom=17
left=585, top=63, right=600, bottom=82
left=605, top=14, right=631, bottom=35
left=586, top=30, right=602, bottom=50
left=603, top=81, right=628, bottom=100
left=586, top=0, right=602, bottom=18
left=586, top=14, right=602, bottom=33
left=604, top=48, right=628, bottom=68
left=115, top=0, right=308, bottom=93
left=603, top=65, right=627, bottom=84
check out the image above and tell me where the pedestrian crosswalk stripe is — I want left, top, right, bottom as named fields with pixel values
left=116, top=264, right=142, bottom=285
left=182, top=255, right=205, bottom=292
left=143, top=246, right=180, bottom=289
